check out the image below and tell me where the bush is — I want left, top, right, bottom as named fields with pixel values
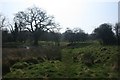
left=22, top=57, right=39, bottom=64
left=81, top=52, right=95, bottom=66
left=9, top=58, right=20, bottom=66
left=2, top=63, right=10, bottom=75
left=42, top=46, right=62, bottom=61
left=12, top=62, right=29, bottom=69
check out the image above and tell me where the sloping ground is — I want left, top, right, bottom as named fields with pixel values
left=3, top=43, right=120, bottom=78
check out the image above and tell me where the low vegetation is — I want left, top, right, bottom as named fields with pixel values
left=2, top=42, right=120, bottom=79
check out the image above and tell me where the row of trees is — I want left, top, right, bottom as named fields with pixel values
left=63, top=23, right=120, bottom=45
left=94, top=23, right=120, bottom=45
left=63, top=28, right=88, bottom=43
left=2, top=22, right=120, bottom=45
left=1, top=6, right=61, bottom=45
left=1, top=6, right=120, bottom=45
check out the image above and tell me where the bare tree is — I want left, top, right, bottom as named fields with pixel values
left=0, top=13, right=14, bottom=32
left=14, top=6, right=59, bottom=45
left=73, top=27, right=84, bottom=34
left=0, top=13, right=6, bottom=30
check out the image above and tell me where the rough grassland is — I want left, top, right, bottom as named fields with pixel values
left=3, top=42, right=120, bottom=79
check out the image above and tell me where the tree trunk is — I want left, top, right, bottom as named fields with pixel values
left=33, top=29, right=39, bottom=46
left=34, top=37, right=39, bottom=46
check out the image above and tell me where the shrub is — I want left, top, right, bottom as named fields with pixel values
left=22, top=57, right=39, bottom=64
left=12, top=62, right=29, bottom=69
left=2, top=62, right=10, bottom=75
left=8, top=58, right=20, bottom=66
left=43, top=46, right=62, bottom=61
left=100, top=47, right=107, bottom=51
left=81, top=52, right=95, bottom=66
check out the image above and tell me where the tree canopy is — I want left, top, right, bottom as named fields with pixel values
left=14, top=6, right=59, bottom=45
left=93, top=23, right=116, bottom=45
left=63, top=28, right=88, bottom=43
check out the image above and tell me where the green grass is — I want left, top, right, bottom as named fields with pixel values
left=3, top=42, right=119, bottom=78
left=4, top=60, right=66, bottom=78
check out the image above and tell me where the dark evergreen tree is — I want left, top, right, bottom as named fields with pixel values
left=93, top=23, right=116, bottom=45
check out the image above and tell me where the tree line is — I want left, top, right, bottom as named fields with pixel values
left=1, top=6, right=120, bottom=45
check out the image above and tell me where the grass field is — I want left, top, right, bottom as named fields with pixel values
left=2, top=42, right=120, bottom=79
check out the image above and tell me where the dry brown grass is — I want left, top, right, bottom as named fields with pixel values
left=2, top=46, right=61, bottom=75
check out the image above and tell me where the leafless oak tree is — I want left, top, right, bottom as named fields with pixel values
left=14, top=6, right=60, bottom=45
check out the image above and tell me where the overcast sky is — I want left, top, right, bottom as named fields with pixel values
left=0, top=0, right=119, bottom=34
